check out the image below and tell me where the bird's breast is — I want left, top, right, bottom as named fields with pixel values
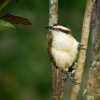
left=52, top=33, right=78, bottom=51
left=51, top=33, right=79, bottom=71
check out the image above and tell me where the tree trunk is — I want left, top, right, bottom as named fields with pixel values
left=49, top=0, right=64, bottom=100
left=82, top=0, right=100, bottom=99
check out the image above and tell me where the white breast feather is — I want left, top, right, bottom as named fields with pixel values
left=51, top=31, right=79, bottom=71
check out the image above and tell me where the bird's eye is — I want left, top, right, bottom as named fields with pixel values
left=58, top=28, right=61, bottom=30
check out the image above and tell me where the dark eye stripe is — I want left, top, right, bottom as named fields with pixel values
left=58, top=28, right=70, bottom=34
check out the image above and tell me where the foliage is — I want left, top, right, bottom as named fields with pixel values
left=0, top=0, right=11, bottom=12
left=0, top=19, right=15, bottom=31
left=0, top=0, right=31, bottom=31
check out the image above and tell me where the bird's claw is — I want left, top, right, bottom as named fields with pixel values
left=67, top=72, right=80, bottom=85
left=61, top=70, right=80, bottom=85
left=78, top=44, right=87, bottom=50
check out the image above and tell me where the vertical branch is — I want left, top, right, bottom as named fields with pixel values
left=49, top=0, right=63, bottom=100
left=49, top=0, right=58, bottom=25
left=70, top=0, right=96, bottom=100
left=82, top=0, right=100, bottom=99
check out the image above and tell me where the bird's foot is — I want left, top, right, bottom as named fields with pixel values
left=61, top=70, right=80, bottom=84
left=67, top=72, right=80, bottom=85
left=78, top=44, right=87, bottom=50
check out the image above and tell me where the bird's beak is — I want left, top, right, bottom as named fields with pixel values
left=44, top=26, right=53, bottom=29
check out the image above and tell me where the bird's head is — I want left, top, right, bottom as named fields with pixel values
left=44, top=23, right=72, bottom=35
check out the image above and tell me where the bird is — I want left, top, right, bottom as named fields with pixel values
left=44, top=23, right=80, bottom=83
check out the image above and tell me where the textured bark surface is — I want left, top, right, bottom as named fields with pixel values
left=49, top=0, right=58, bottom=25
left=70, top=0, right=96, bottom=100
left=82, top=0, right=100, bottom=99
left=49, top=0, right=63, bottom=100
left=52, top=67, right=63, bottom=100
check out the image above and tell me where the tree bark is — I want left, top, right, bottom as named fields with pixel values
left=82, top=0, right=100, bottom=99
left=70, top=0, right=96, bottom=100
left=49, top=0, right=64, bottom=100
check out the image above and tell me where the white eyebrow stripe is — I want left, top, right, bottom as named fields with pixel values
left=53, top=25, right=70, bottom=31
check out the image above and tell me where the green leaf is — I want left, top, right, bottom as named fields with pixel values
left=87, top=95, right=94, bottom=100
left=0, top=0, right=11, bottom=12
left=0, top=19, right=15, bottom=31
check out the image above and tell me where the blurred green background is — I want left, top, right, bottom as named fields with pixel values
left=0, top=0, right=88, bottom=100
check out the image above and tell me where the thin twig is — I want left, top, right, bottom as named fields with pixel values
left=49, top=0, right=64, bottom=100
left=69, top=0, right=96, bottom=100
